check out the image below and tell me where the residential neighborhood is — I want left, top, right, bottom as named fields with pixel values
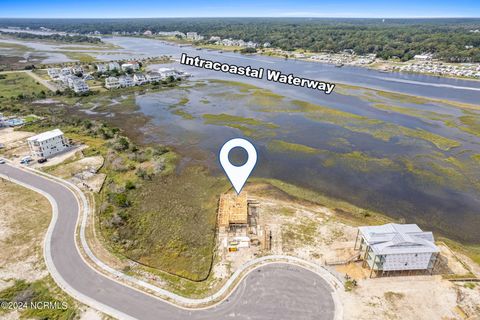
left=44, top=56, right=189, bottom=93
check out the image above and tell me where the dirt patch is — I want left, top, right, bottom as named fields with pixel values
left=46, top=154, right=106, bottom=192
left=436, top=243, right=472, bottom=276
left=0, top=180, right=50, bottom=288
left=0, top=178, right=103, bottom=318
left=0, top=128, right=34, bottom=149
left=339, top=275, right=480, bottom=320
left=47, top=155, right=104, bottom=178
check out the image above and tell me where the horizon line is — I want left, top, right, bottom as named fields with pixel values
left=1, top=16, right=480, bottom=19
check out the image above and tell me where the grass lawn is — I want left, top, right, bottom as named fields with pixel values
left=0, top=72, right=47, bottom=99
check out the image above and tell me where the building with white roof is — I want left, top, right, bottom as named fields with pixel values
left=96, top=64, right=108, bottom=73
left=414, top=54, right=433, bottom=61
left=105, top=76, right=120, bottom=89
left=60, top=67, right=72, bottom=76
left=71, top=78, right=90, bottom=93
left=72, top=66, right=84, bottom=75
left=146, top=72, right=162, bottom=83
left=157, top=67, right=177, bottom=79
left=27, top=129, right=69, bottom=158
left=158, top=31, right=186, bottom=38
left=108, top=62, right=121, bottom=71
left=47, top=68, right=60, bottom=79
left=121, top=62, right=140, bottom=72
left=133, top=73, right=147, bottom=85
left=354, top=223, right=440, bottom=277
left=186, top=32, right=204, bottom=41
left=118, top=75, right=134, bottom=87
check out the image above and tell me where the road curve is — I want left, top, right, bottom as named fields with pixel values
left=0, top=163, right=335, bottom=320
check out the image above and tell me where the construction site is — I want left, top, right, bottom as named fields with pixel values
left=216, top=192, right=271, bottom=262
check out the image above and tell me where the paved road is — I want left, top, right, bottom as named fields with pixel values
left=0, top=163, right=335, bottom=320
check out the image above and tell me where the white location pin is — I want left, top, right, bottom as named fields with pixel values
left=219, top=138, right=257, bottom=194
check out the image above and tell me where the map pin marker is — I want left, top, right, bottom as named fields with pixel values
left=219, top=138, right=257, bottom=194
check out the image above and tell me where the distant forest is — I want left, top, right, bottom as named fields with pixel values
left=1, top=18, right=480, bottom=62
left=0, top=31, right=102, bottom=43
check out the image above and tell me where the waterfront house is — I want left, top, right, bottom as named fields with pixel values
left=105, top=77, right=120, bottom=89
left=146, top=72, right=162, bottom=83
left=118, top=75, right=134, bottom=87
left=122, top=62, right=140, bottom=72
left=354, top=223, right=440, bottom=277
left=186, top=32, right=204, bottom=41
left=414, top=54, right=433, bottom=61
left=157, top=67, right=177, bottom=79
left=158, top=31, right=185, bottom=38
left=133, top=73, right=147, bottom=85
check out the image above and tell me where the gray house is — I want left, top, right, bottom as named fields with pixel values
left=354, top=223, right=440, bottom=277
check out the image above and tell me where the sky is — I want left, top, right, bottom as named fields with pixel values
left=1, top=0, right=480, bottom=18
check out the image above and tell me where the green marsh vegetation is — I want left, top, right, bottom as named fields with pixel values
left=187, top=81, right=478, bottom=199
left=209, top=81, right=463, bottom=152
left=110, top=166, right=228, bottom=281
left=203, top=113, right=279, bottom=138
left=268, top=140, right=321, bottom=154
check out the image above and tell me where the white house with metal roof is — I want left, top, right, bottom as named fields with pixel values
left=354, top=223, right=440, bottom=277
left=118, top=75, right=134, bottom=87
left=105, top=76, right=120, bottom=89
left=27, top=129, right=69, bottom=158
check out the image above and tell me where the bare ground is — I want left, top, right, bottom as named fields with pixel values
left=0, top=179, right=50, bottom=288
left=0, top=178, right=105, bottom=318
left=243, top=183, right=480, bottom=320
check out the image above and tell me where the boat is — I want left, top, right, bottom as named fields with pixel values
left=335, top=63, right=344, bottom=68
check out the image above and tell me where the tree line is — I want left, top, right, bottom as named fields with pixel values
left=0, top=31, right=102, bottom=44
left=1, top=18, right=479, bottom=62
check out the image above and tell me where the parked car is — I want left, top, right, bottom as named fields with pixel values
left=0, top=158, right=5, bottom=164
left=20, top=156, right=32, bottom=165
left=37, top=158, right=47, bottom=164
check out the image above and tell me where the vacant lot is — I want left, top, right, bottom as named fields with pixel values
left=0, top=179, right=103, bottom=319
left=0, top=72, right=47, bottom=99
left=100, top=165, right=229, bottom=281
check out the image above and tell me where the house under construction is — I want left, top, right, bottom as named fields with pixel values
left=354, top=223, right=440, bottom=277
left=218, top=192, right=249, bottom=233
